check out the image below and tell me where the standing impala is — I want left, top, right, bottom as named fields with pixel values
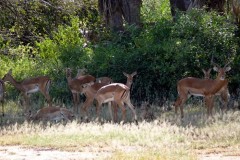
left=202, top=68, right=230, bottom=109
left=94, top=71, right=137, bottom=123
left=2, top=69, right=52, bottom=112
left=81, top=72, right=137, bottom=122
left=174, top=62, right=231, bottom=118
left=0, top=79, right=4, bottom=116
left=66, top=68, right=95, bottom=114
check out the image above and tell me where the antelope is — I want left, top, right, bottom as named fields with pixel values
left=27, top=106, right=75, bottom=122
left=96, top=77, right=113, bottom=84
left=174, top=62, right=231, bottom=118
left=66, top=68, right=95, bottom=114
left=76, top=68, right=113, bottom=84
left=94, top=71, right=137, bottom=123
left=202, top=68, right=230, bottom=109
left=81, top=82, right=110, bottom=121
left=0, top=79, right=4, bottom=116
left=2, top=69, right=52, bottom=112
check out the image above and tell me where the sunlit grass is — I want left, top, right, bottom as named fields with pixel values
left=0, top=99, right=240, bottom=159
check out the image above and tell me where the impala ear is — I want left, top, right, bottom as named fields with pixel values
left=225, top=66, right=231, bottom=72
left=123, top=72, right=128, bottom=77
left=207, top=68, right=212, bottom=73
left=8, top=69, right=12, bottom=75
left=213, top=66, right=218, bottom=72
left=131, top=71, right=137, bottom=77
left=202, top=69, right=206, bottom=74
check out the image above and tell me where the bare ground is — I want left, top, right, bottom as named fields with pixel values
left=0, top=146, right=240, bottom=160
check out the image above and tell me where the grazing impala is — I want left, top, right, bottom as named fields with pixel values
left=27, top=106, right=75, bottom=122
left=2, top=69, right=52, bottom=112
left=174, top=62, right=231, bottom=118
left=0, top=79, right=4, bottom=116
left=94, top=71, right=137, bottom=123
left=66, top=68, right=95, bottom=114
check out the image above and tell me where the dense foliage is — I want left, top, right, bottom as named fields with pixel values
left=0, top=0, right=239, bottom=106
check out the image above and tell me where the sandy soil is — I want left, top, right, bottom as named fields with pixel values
left=0, top=146, right=111, bottom=160
left=0, top=146, right=240, bottom=160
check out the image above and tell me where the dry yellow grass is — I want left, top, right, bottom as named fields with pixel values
left=0, top=100, right=240, bottom=159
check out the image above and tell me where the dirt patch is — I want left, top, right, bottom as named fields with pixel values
left=196, top=147, right=240, bottom=160
left=0, top=145, right=240, bottom=160
left=0, top=146, right=111, bottom=160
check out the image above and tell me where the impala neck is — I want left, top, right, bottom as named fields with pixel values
left=210, top=78, right=227, bottom=94
left=66, top=72, right=73, bottom=84
left=6, top=75, right=24, bottom=91
left=126, top=81, right=132, bottom=88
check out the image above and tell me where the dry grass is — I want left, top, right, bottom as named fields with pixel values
left=0, top=100, right=240, bottom=159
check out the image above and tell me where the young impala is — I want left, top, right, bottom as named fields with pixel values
left=2, top=69, right=52, bottom=112
left=66, top=68, right=95, bottom=114
left=174, top=62, right=231, bottom=118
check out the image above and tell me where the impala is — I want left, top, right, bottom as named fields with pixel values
left=81, top=82, right=110, bottom=121
left=202, top=68, right=212, bottom=79
left=27, top=106, right=75, bottom=122
left=66, top=68, right=95, bottom=114
left=96, top=77, right=113, bottom=84
left=94, top=71, right=137, bottom=123
left=2, top=69, right=52, bottom=112
left=76, top=68, right=113, bottom=84
left=202, top=68, right=230, bottom=109
left=0, top=79, right=4, bottom=116
left=174, top=62, right=231, bottom=118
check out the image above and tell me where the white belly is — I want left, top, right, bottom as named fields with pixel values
left=103, top=97, right=114, bottom=103
left=27, top=86, right=39, bottom=93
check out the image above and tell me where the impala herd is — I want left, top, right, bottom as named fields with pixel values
left=0, top=61, right=234, bottom=123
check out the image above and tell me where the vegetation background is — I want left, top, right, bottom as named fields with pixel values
left=0, top=0, right=240, bottom=107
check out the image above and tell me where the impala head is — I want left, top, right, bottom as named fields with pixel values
left=66, top=68, right=72, bottom=77
left=123, top=71, right=137, bottom=87
left=77, top=68, right=87, bottom=76
left=202, top=68, right=212, bottom=79
left=2, top=69, right=13, bottom=82
left=212, top=62, right=231, bottom=80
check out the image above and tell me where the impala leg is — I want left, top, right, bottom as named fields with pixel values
left=205, top=96, right=213, bottom=117
left=107, top=102, right=114, bottom=122
left=76, top=93, right=81, bottom=114
left=220, top=89, right=229, bottom=113
left=81, top=97, right=93, bottom=121
left=72, top=93, right=78, bottom=114
left=174, top=96, right=187, bottom=118
left=40, top=89, right=52, bottom=107
left=116, top=101, right=126, bottom=123
left=112, top=102, right=118, bottom=122
left=95, top=100, right=103, bottom=122
left=40, top=81, right=52, bottom=107
left=22, top=93, right=30, bottom=113
left=126, top=100, right=138, bottom=124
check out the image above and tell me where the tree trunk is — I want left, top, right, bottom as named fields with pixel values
left=98, top=0, right=142, bottom=31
